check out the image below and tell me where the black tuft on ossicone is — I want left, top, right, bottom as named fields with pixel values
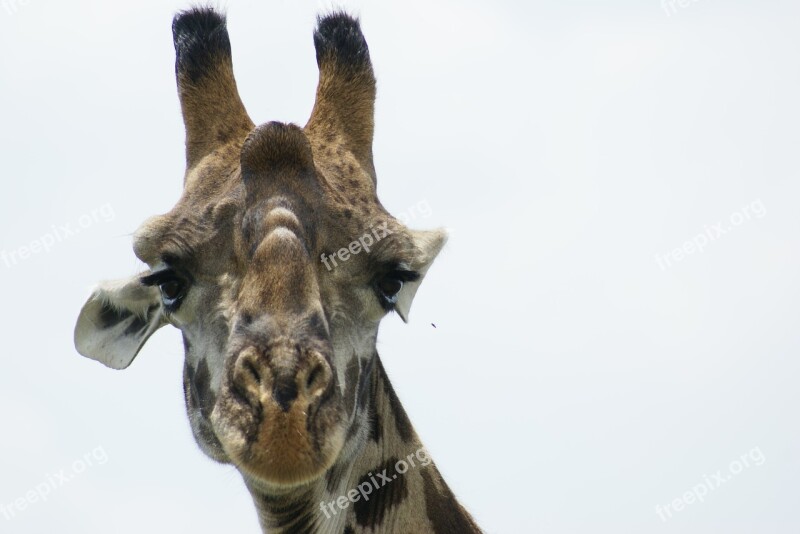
left=172, top=7, right=232, bottom=83
left=313, top=12, right=371, bottom=69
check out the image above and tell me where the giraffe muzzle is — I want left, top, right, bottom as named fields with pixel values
left=211, top=338, right=346, bottom=486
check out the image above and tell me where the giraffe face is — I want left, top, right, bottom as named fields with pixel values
left=74, top=9, right=445, bottom=489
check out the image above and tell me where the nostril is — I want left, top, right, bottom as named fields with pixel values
left=306, top=365, right=322, bottom=391
left=231, top=348, right=268, bottom=409
left=230, top=378, right=255, bottom=409
left=304, top=358, right=331, bottom=397
left=243, top=359, right=260, bottom=384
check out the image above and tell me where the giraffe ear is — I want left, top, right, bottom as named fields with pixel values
left=74, top=276, right=166, bottom=370
left=395, top=229, right=448, bottom=323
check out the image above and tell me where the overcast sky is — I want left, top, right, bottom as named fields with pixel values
left=1, top=0, right=799, bottom=533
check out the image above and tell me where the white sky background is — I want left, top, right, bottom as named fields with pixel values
left=1, top=0, right=799, bottom=532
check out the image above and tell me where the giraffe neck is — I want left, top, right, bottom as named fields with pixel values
left=245, top=355, right=481, bottom=534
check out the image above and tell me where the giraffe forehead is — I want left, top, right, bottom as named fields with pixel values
left=130, top=147, right=409, bottom=278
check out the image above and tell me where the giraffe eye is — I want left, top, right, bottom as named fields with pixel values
left=156, top=277, right=187, bottom=309
left=377, top=277, right=403, bottom=302
left=159, top=280, right=183, bottom=301
left=374, top=269, right=420, bottom=310
left=141, top=268, right=189, bottom=311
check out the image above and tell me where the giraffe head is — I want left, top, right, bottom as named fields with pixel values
left=74, top=8, right=446, bottom=489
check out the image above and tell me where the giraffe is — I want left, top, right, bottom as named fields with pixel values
left=74, top=7, right=482, bottom=534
